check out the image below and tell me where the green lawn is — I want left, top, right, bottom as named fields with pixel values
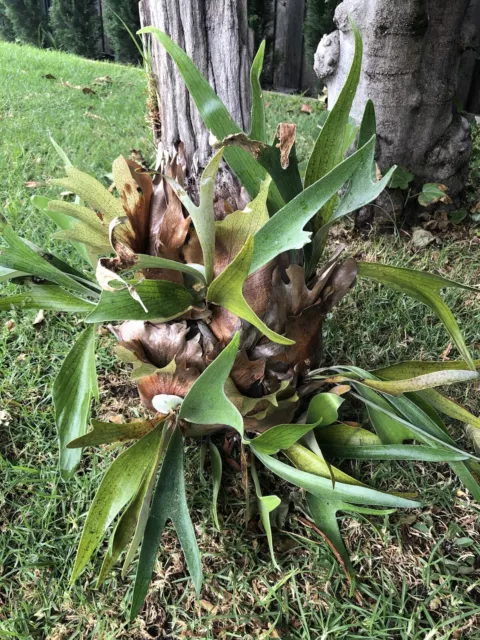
left=1, top=42, right=480, bottom=640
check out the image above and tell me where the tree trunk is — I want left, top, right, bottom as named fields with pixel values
left=139, top=0, right=252, bottom=176
left=314, top=0, right=474, bottom=194
left=273, top=0, right=307, bottom=90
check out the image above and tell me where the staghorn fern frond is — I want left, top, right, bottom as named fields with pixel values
left=1, top=18, right=479, bottom=619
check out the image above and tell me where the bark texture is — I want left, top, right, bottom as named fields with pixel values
left=314, top=0, right=474, bottom=193
left=139, top=0, right=252, bottom=173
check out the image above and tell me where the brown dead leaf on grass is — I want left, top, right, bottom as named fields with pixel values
left=62, top=81, right=96, bottom=95
left=300, top=103, right=312, bottom=114
left=92, top=76, right=112, bottom=85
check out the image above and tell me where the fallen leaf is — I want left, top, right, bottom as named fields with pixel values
left=330, top=384, right=351, bottom=396
left=441, top=342, right=453, bottom=361
left=16, top=353, right=27, bottom=362
left=300, top=103, right=312, bottom=114
left=84, top=111, right=105, bottom=121
left=24, top=181, right=41, bottom=188
left=62, top=81, right=96, bottom=95
left=198, top=599, right=216, bottom=614
left=411, top=228, right=435, bottom=249
left=470, top=201, right=480, bottom=214
left=92, top=76, right=112, bottom=85
left=43, top=73, right=56, bottom=80
left=33, top=309, right=45, bottom=326
left=5, top=319, right=15, bottom=331
left=0, top=410, right=12, bottom=423
left=105, top=413, right=126, bottom=424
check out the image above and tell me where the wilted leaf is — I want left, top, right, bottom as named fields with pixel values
left=52, top=166, right=125, bottom=224
left=300, top=103, right=312, bottom=114
left=418, top=183, right=452, bottom=207
left=92, top=76, right=112, bottom=85
left=411, top=228, right=435, bottom=249
left=275, top=123, right=296, bottom=169
left=354, top=369, right=479, bottom=396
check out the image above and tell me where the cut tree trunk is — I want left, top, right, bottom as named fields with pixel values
left=139, top=0, right=252, bottom=179
left=314, top=0, right=474, bottom=195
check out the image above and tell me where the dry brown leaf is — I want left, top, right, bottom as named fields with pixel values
left=32, top=309, right=45, bottom=327
left=92, top=76, right=112, bottom=85
left=43, top=73, right=56, bottom=80
left=24, top=181, right=41, bottom=188
left=300, top=103, right=312, bottom=114
left=470, top=201, right=480, bottom=214
left=5, top=319, right=15, bottom=331
left=213, top=132, right=266, bottom=157
left=441, top=342, right=453, bottom=361
left=330, top=384, right=351, bottom=395
left=62, top=81, right=96, bottom=95
left=105, top=413, right=126, bottom=424
left=84, top=111, right=105, bottom=121
left=275, top=123, right=296, bottom=169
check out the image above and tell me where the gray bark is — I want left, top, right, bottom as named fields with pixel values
left=314, top=0, right=474, bottom=193
left=273, top=0, right=307, bottom=90
left=139, top=0, right=252, bottom=173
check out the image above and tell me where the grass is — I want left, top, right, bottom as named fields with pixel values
left=1, top=41, right=480, bottom=639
